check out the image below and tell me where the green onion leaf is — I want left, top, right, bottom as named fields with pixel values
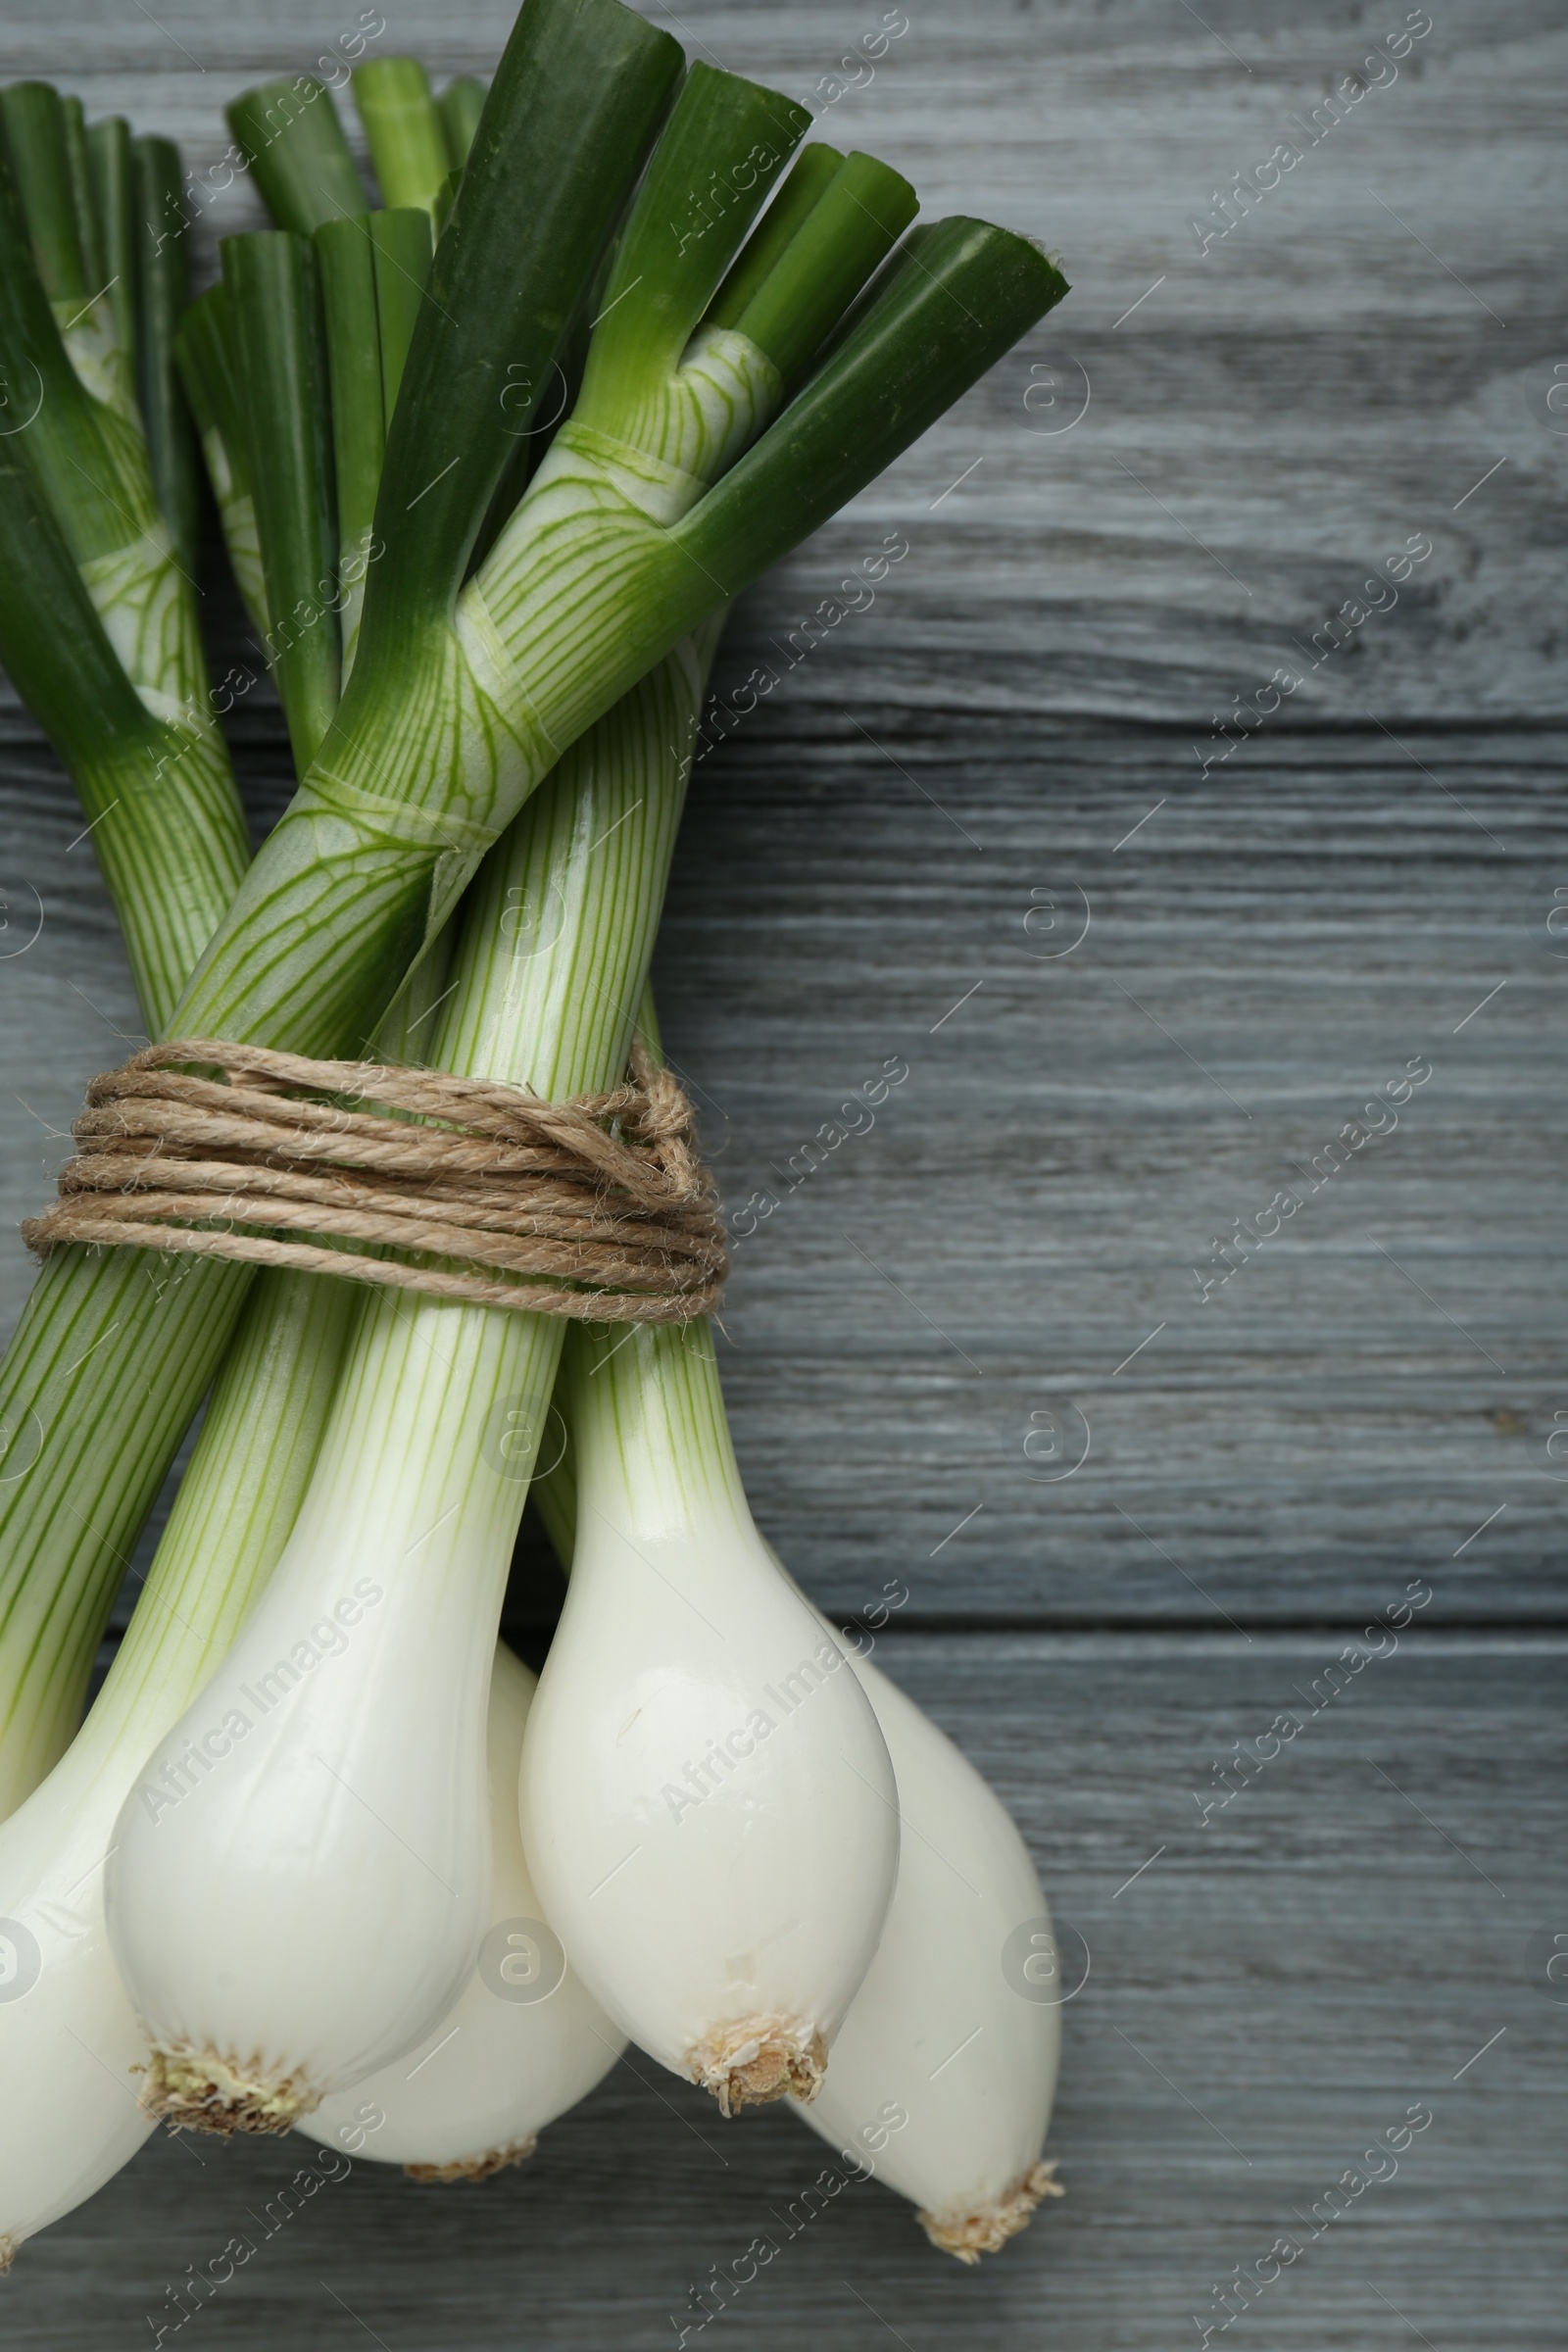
left=573, top=63, right=808, bottom=437
left=358, top=0, right=682, bottom=662
left=729, top=149, right=918, bottom=388
left=438, top=76, right=487, bottom=169
left=677, top=218, right=1068, bottom=593
left=59, top=92, right=105, bottom=293
left=173, top=282, right=269, bottom=638
left=132, top=133, right=199, bottom=577
left=371, top=205, right=434, bottom=424
left=221, top=230, right=340, bottom=769
left=226, top=75, right=368, bottom=238
left=85, top=116, right=137, bottom=375
left=704, top=139, right=843, bottom=329
left=354, top=57, right=451, bottom=220
left=0, top=80, right=89, bottom=303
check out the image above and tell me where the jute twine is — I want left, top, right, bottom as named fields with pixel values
left=22, top=1038, right=726, bottom=1322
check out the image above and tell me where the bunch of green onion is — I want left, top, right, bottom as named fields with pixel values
left=0, top=1, right=1068, bottom=2272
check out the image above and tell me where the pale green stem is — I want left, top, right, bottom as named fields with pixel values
left=66, top=1271, right=356, bottom=1783
left=8, top=942, right=459, bottom=1795
left=217, top=632, right=718, bottom=1746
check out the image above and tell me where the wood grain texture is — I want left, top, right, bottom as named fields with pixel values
left=2, top=0, right=1563, bottom=726
left=5, top=1637, right=1565, bottom=2349
left=0, top=0, right=1558, bottom=2341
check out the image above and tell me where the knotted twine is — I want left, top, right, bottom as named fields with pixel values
left=22, top=1038, right=726, bottom=1323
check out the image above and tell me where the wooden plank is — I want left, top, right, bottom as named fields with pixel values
left=5, top=1634, right=1562, bottom=2348
left=653, top=714, right=1568, bottom=1629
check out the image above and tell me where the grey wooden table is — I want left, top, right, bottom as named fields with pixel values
left=1, top=0, right=1564, bottom=2344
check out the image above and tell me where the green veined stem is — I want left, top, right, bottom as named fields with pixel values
left=53, top=1270, right=358, bottom=1792
left=525, top=987, right=730, bottom=1568
left=0, top=438, right=252, bottom=1796
left=197, top=625, right=719, bottom=1852
left=23, top=193, right=451, bottom=1796
left=172, top=73, right=989, bottom=1066
left=0, top=84, right=247, bottom=1012
left=53, top=907, right=460, bottom=1798
left=88, top=642, right=713, bottom=1958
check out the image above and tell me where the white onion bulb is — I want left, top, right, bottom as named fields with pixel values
left=104, top=1298, right=530, bottom=2131
left=0, top=1727, right=163, bottom=2269
left=791, top=1633, right=1062, bottom=2259
left=518, top=1324, right=899, bottom=2112
left=298, top=1642, right=624, bottom=2178
left=0, top=1270, right=355, bottom=2263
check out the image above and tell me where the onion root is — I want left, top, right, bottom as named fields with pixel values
left=139, top=2044, right=318, bottom=2136
left=404, top=2137, right=538, bottom=2184
left=918, top=2161, right=1063, bottom=2264
left=687, top=2017, right=827, bottom=2116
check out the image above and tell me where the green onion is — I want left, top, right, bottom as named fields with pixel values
left=0, top=8, right=1077, bottom=2247
left=0, top=0, right=1061, bottom=1856
left=528, top=1167, right=1062, bottom=2248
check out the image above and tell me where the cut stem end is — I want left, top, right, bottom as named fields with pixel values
left=139, top=2044, right=319, bottom=2136
left=687, top=2016, right=827, bottom=2116
left=404, top=2136, right=538, bottom=2184
left=918, top=2160, right=1064, bottom=2264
